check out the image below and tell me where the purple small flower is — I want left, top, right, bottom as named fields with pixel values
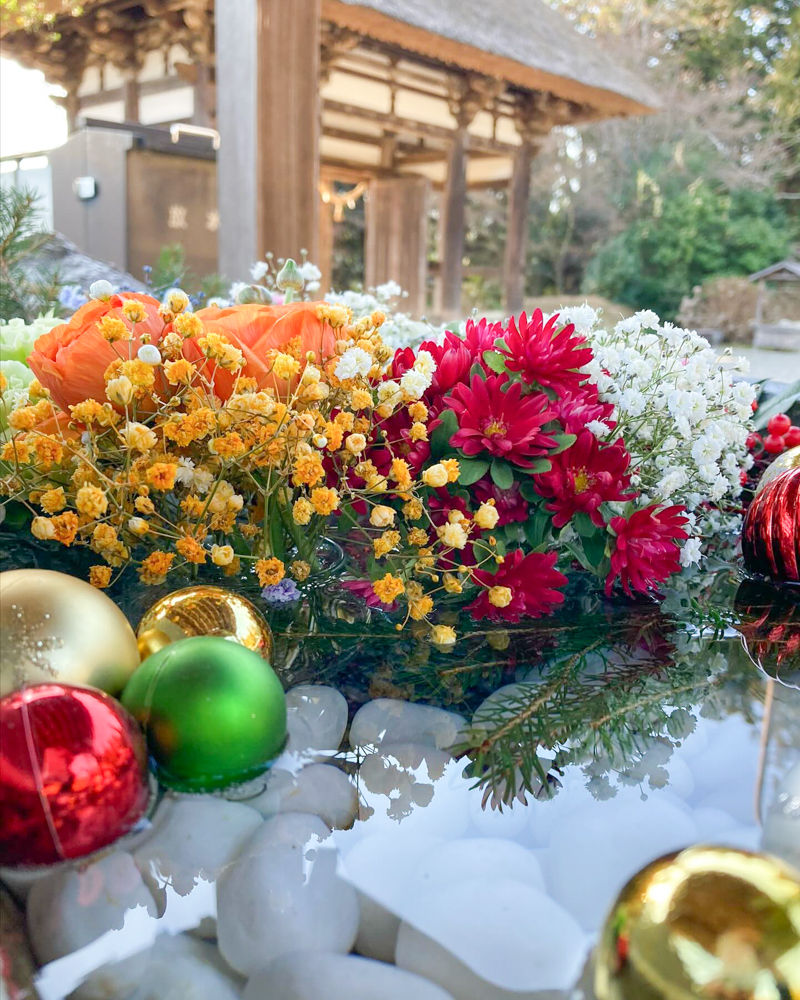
left=58, top=285, right=88, bottom=312
left=262, top=579, right=301, bottom=604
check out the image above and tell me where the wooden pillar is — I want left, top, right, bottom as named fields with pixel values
left=193, top=61, right=215, bottom=128
left=216, top=0, right=320, bottom=281
left=64, top=89, right=81, bottom=134
left=438, top=126, right=469, bottom=318
left=503, top=138, right=538, bottom=316
left=366, top=176, right=430, bottom=316
left=122, top=74, right=139, bottom=122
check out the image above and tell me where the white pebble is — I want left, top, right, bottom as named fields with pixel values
left=243, top=951, right=454, bottom=1000
left=285, top=684, right=348, bottom=753
left=246, top=763, right=358, bottom=829
left=130, top=934, right=243, bottom=999
left=27, top=851, right=158, bottom=1000
left=411, top=839, right=545, bottom=896
left=350, top=699, right=466, bottom=750
left=395, top=878, right=587, bottom=995
left=216, top=813, right=359, bottom=976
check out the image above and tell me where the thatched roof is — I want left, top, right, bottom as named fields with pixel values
left=749, top=260, right=800, bottom=283
left=323, top=0, right=659, bottom=117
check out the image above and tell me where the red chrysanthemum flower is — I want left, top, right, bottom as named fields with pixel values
left=445, top=374, right=556, bottom=467
left=498, top=309, right=594, bottom=394
left=534, top=430, right=636, bottom=528
left=457, top=316, right=503, bottom=356
left=550, top=383, right=616, bottom=436
left=467, top=550, right=567, bottom=622
left=473, top=477, right=529, bottom=525
left=605, top=505, right=689, bottom=597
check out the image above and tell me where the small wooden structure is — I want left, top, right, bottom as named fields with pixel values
left=749, top=260, right=800, bottom=351
left=2, top=0, right=657, bottom=315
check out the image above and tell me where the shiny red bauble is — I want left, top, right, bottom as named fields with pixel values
left=785, top=426, right=800, bottom=448
left=742, top=467, right=800, bottom=583
left=0, top=684, right=149, bottom=868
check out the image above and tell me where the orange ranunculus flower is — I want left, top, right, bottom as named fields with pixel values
left=185, top=301, right=339, bottom=399
left=28, top=293, right=164, bottom=413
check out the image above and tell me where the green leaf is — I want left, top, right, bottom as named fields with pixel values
left=490, top=458, right=514, bottom=490
left=573, top=512, right=595, bottom=537
left=523, top=510, right=551, bottom=549
left=581, top=530, right=607, bottom=568
left=519, top=479, right=540, bottom=502
left=517, top=459, right=551, bottom=476
left=483, top=350, right=507, bottom=374
left=549, top=433, right=577, bottom=455
left=457, top=458, right=490, bottom=486
left=268, top=513, right=287, bottom=562
left=754, top=379, right=800, bottom=430
left=469, top=362, right=487, bottom=380
left=0, top=500, right=30, bottom=530
left=430, top=408, right=458, bottom=459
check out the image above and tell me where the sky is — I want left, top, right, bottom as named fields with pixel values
left=0, top=57, right=67, bottom=159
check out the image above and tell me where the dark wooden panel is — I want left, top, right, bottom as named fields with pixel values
left=366, top=176, right=429, bottom=316
left=126, top=148, right=218, bottom=281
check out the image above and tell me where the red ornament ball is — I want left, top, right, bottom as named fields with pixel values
left=767, top=413, right=791, bottom=436
left=764, top=433, right=786, bottom=455
left=0, top=684, right=149, bottom=868
left=785, top=426, right=800, bottom=449
left=742, top=467, right=800, bottom=583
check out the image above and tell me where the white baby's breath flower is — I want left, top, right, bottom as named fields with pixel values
left=335, top=347, right=372, bottom=381
left=413, top=349, right=437, bottom=379
left=400, top=368, right=430, bottom=400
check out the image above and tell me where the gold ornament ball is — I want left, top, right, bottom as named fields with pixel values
left=757, top=445, right=800, bottom=493
left=136, top=585, right=273, bottom=661
left=0, top=569, right=140, bottom=696
left=594, top=844, right=800, bottom=1000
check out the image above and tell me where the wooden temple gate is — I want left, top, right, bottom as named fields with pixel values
left=2, top=0, right=656, bottom=317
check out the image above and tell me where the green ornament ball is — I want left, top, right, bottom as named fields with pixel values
left=121, top=635, right=287, bottom=792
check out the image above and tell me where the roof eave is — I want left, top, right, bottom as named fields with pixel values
left=322, top=0, right=658, bottom=119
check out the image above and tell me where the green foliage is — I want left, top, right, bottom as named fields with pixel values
left=585, top=183, right=792, bottom=318
left=148, top=243, right=227, bottom=303
left=0, top=186, right=62, bottom=322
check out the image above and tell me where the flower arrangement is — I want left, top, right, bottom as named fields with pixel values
left=0, top=267, right=755, bottom=644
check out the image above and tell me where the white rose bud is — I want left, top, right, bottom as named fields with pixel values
left=422, top=463, right=448, bottom=489
left=137, top=344, right=162, bottom=365
left=128, top=517, right=150, bottom=536
left=89, top=279, right=114, bottom=301
left=474, top=502, right=500, bottom=530
left=106, top=375, right=135, bottom=406
left=211, top=544, right=235, bottom=566
left=31, top=516, right=55, bottom=540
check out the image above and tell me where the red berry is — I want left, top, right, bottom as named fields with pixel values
left=746, top=432, right=763, bottom=451
left=739, top=470, right=748, bottom=486
left=764, top=433, right=786, bottom=454
left=751, top=399, right=758, bottom=413
left=767, top=413, right=791, bottom=436
left=784, top=425, right=800, bottom=448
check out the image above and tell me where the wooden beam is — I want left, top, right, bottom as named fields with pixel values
left=318, top=199, right=335, bottom=294
left=122, top=75, right=139, bottom=122
left=366, top=176, right=430, bottom=316
left=323, top=99, right=517, bottom=155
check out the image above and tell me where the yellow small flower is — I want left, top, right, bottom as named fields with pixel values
left=373, top=573, right=405, bottom=604
left=26, top=379, right=49, bottom=401
left=106, top=375, right=135, bottom=406
left=122, top=299, right=148, bottom=324
left=390, top=458, right=412, bottom=489
left=422, top=464, right=448, bottom=489
left=310, top=487, right=340, bottom=515
left=409, top=596, right=434, bottom=620
left=443, top=572, right=463, bottom=594
left=40, top=486, right=66, bottom=514
left=121, top=422, right=158, bottom=455
left=256, top=557, right=285, bottom=588
left=335, top=411, right=355, bottom=431
left=438, top=522, right=468, bottom=549
left=408, top=401, right=428, bottom=422
left=0, top=372, right=7, bottom=393
left=407, top=527, right=429, bottom=547
left=146, top=462, right=178, bottom=491
left=98, top=315, right=131, bottom=342
left=75, top=485, right=108, bottom=519
left=134, top=495, right=155, bottom=514
left=211, top=544, right=235, bottom=566
left=272, top=352, right=300, bottom=380
left=409, top=422, right=428, bottom=443
left=402, top=498, right=424, bottom=521
left=164, top=359, right=196, bottom=385
left=92, top=523, right=119, bottom=551
left=209, top=432, right=247, bottom=459
left=118, top=359, right=156, bottom=390
left=292, top=453, right=325, bottom=488
left=176, top=534, right=207, bottom=564
left=89, top=565, right=112, bottom=589
left=174, top=312, right=204, bottom=338
left=441, top=458, right=460, bottom=483
left=139, top=550, right=175, bottom=585
left=8, top=406, right=37, bottom=431
left=474, top=502, right=500, bottom=530
left=373, top=530, right=400, bottom=558
left=51, top=511, right=79, bottom=546
left=292, top=498, right=313, bottom=525
left=370, top=504, right=395, bottom=528
left=488, top=585, right=513, bottom=608
left=128, top=516, right=150, bottom=536
left=31, top=516, right=55, bottom=541
left=430, top=625, right=457, bottom=646
left=350, top=388, right=373, bottom=410
left=290, top=560, right=311, bottom=582
left=33, top=435, right=64, bottom=469
left=345, top=433, right=367, bottom=455
left=165, top=288, right=190, bottom=314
